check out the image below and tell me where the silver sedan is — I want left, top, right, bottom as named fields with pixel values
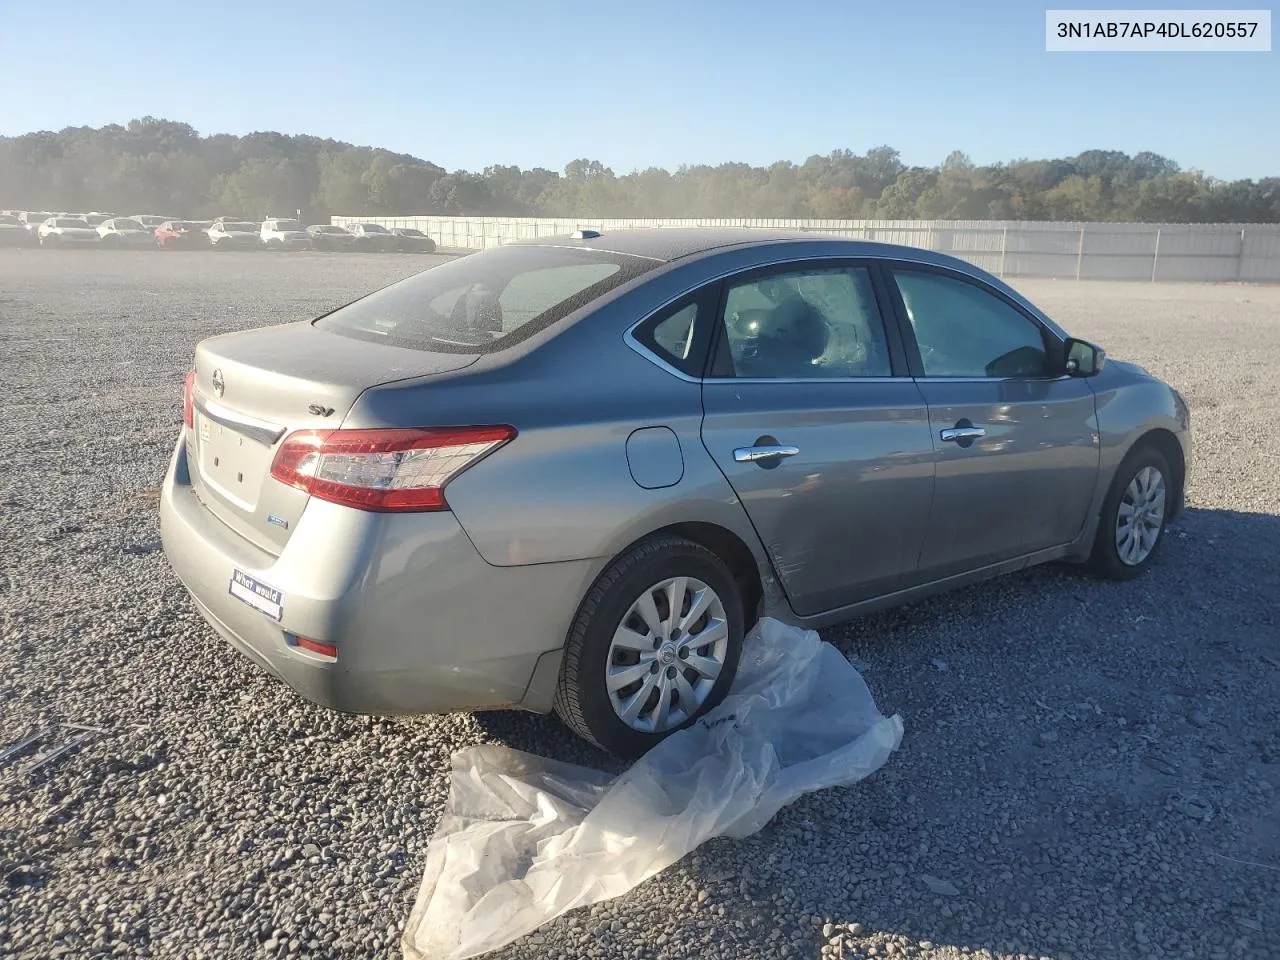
left=160, top=229, right=1191, bottom=756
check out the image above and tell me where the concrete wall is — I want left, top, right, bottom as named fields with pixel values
left=331, top=215, right=1280, bottom=282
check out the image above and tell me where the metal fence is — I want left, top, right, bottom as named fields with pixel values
left=331, top=215, right=1280, bottom=283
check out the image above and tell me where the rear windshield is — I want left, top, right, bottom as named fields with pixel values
left=53, top=218, right=88, bottom=228
left=399, top=229, right=425, bottom=237
left=272, top=220, right=303, bottom=230
left=315, top=245, right=656, bottom=353
left=312, top=225, right=346, bottom=234
left=358, top=223, right=389, bottom=233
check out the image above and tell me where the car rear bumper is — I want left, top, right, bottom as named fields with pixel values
left=159, top=433, right=595, bottom=715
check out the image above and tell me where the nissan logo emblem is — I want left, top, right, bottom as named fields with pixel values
left=211, top=368, right=225, bottom=398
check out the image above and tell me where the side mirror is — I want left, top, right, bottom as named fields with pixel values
left=1064, top=338, right=1105, bottom=377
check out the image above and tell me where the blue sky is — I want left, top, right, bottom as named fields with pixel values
left=1, top=0, right=1275, bottom=179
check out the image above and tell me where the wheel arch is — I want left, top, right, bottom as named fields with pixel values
left=641, top=521, right=765, bottom=632
left=1126, top=427, right=1186, bottom=520
left=519, top=519, right=773, bottom=715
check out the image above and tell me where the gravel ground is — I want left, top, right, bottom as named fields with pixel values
left=1, top=251, right=1277, bottom=960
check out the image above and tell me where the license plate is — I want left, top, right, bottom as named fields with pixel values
left=228, top=569, right=283, bottom=621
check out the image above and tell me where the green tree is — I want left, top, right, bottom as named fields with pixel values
left=0, top=119, right=1273, bottom=223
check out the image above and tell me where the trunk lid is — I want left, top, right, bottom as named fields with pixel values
left=188, top=322, right=478, bottom=552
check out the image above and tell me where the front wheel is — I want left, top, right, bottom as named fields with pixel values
left=554, top=536, right=744, bottom=757
left=1089, top=446, right=1172, bottom=580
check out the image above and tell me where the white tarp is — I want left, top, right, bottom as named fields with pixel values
left=402, top=618, right=905, bottom=960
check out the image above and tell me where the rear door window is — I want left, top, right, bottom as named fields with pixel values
left=716, top=267, right=893, bottom=379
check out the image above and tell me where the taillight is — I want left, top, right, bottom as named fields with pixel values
left=182, top=369, right=195, bottom=428
left=269, top=426, right=515, bottom=512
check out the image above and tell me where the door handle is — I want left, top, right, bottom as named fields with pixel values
left=734, top=444, right=800, bottom=462
left=940, top=426, right=986, bottom=443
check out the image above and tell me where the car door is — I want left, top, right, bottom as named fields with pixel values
left=697, top=261, right=936, bottom=617
left=881, top=264, right=1100, bottom=582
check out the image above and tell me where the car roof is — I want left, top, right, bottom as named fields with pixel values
left=511, top=227, right=968, bottom=269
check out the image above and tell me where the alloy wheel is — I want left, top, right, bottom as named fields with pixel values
left=605, top=576, right=729, bottom=733
left=1115, top=465, right=1166, bottom=566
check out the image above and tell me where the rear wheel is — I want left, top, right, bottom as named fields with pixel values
left=554, top=536, right=744, bottom=757
left=1089, top=445, right=1172, bottom=580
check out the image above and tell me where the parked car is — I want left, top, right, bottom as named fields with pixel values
left=207, top=221, right=262, bottom=249
left=306, top=224, right=357, bottom=251
left=391, top=227, right=437, bottom=253
left=160, top=229, right=1191, bottom=756
left=345, top=222, right=398, bottom=251
left=130, top=215, right=177, bottom=229
left=20, top=211, right=55, bottom=240
left=38, top=217, right=100, bottom=247
left=0, top=214, right=38, bottom=246
left=155, top=221, right=210, bottom=249
left=260, top=218, right=313, bottom=251
left=98, top=217, right=156, bottom=248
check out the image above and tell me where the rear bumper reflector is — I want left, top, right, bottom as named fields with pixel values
left=293, top=636, right=338, bottom=659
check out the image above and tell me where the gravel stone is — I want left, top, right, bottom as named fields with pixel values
left=1, top=258, right=1278, bottom=960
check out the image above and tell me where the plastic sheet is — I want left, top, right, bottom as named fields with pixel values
left=402, top=618, right=904, bottom=960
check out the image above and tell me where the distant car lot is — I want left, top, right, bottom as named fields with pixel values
left=0, top=210, right=437, bottom=253
left=0, top=251, right=1276, bottom=960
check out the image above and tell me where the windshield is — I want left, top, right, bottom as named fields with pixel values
left=53, top=218, right=89, bottom=228
left=358, top=223, right=389, bottom=234
left=223, top=222, right=257, bottom=232
left=315, top=246, right=654, bottom=353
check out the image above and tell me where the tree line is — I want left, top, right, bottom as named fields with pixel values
left=2, top=117, right=1276, bottom=223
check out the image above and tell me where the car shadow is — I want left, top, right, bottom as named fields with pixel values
left=471, top=706, right=627, bottom=773
left=476, top=507, right=1280, bottom=959
left=682, top=505, right=1280, bottom=960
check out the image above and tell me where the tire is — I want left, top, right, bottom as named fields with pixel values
left=40, top=234, right=57, bottom=248
left=1089, top=445, right=1173, bottom=580
left=554, top=536, right=745, bottom=757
